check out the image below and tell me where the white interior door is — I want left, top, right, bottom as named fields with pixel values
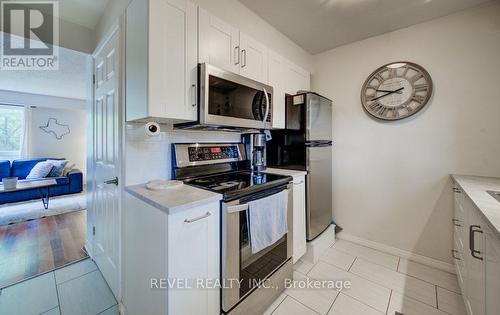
left=92, top=26, right=121, bottom=298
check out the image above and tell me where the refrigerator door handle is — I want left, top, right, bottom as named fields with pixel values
left=305, top=140, right=333, bottom=147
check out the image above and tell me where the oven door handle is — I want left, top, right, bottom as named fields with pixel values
left=227, top=204, right=249, bottom=213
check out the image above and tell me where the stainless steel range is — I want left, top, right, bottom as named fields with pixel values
left=172, top=143, right=293, bottom=315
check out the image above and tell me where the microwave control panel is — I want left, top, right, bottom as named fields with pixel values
left=188, top=146, right=239, bottom=162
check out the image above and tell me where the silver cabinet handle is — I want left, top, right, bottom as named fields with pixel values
left=262, top=87, right=270, bottom=124
left=105, top=177, right=119, bottom=186
left=191, top=84, right=196, bottom=107
left=241, top=49, right=246, bottom=68
left=234, top=46, right=240, bottom=65
left=469, top=225, right=484, bottom=260
left=184, top=212, right=211, bottom=223
left=453, top=188, right=462, bottom=193
left=452, top=250, right=461, bottom=260
left=452, top=219, right=462, bottom=227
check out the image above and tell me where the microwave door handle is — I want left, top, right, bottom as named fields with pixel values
left=262, top=87, right=270, bottom=125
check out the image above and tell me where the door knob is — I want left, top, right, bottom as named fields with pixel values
left=105, top=177, right=119, bottom=186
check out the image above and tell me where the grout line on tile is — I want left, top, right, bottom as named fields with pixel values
left=52, top=272, right=62, bottom=315
left=97, top=302, right=119, bottom=314
left=435, top=285, right=439, bottom=310
left=347, top=256, right=357, bottom=272
left=325, top=291, right=341, bottom=314
left=287, top=295, right=321, bottom=314
left=341, top=291, right=387, bottom=314
left=347, top=267, right=439, bottom=309
left=269, top=293, right=288, bottom=315
left=56, top=269, right=99, bottom=286
left=386, top=290, right=393, bottom=315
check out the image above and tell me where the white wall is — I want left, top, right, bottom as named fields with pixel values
left=29, top=107, right=87, bottom=177
left=95, top=0, right=312, bottom=70
left=311, top=2, right=500, bottom=263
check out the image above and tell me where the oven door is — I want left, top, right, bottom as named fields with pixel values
left=199, top=63, right=273, bottom=130
left=221, top=184, right=293, bottom=313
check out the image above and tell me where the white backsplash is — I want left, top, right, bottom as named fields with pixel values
left=125, top=128, right=241, bottom=185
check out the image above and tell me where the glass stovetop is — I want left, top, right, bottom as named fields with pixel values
left=184, top=171, right=292, bottom=200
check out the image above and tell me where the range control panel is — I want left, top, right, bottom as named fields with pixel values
left=188, top=145, right=240, bottom=162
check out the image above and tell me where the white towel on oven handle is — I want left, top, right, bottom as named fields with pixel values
left=247, top=190, right=288, bottom=254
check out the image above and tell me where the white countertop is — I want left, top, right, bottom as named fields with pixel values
left=452, top=174, right=500, bottom=236
left=125, top=183, right=222, bottom=215
left=265, top=168, right=307, bottom=179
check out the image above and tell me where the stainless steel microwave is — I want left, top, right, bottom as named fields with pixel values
left=175, top=63, right=273, bottom=131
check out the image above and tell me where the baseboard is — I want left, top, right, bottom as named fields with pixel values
left=84, top=240, right=93, bottom=258
left=337, top=232, right=456, bottom=274
left=119, top=302, right=128, bottom=315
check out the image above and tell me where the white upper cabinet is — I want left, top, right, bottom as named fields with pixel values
left=198, top=8, right=240, bottom=74
left=198, top=9, right=269, bottom=83
left=284, top=61, right=310, bottom=95
left=268, top=51, right=286, bottom=129
left=126, top=0, right=197, bottom=123
left=239, top=33, right=269, bottom=83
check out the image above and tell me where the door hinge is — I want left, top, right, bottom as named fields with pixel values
left=93, top=74, right=96, bottom=85
left=92, top=226, right=96, bottom=235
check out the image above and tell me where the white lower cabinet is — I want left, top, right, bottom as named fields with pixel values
left=485, top=229, right=500, bottom=315
left=123, top=193, right=220, bottom=315
left=292, top=175, right=307, bottom=263
left=452, top=182, right=500, bottom=315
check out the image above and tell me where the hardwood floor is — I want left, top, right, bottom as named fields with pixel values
left=0, top=210, right=87, bottom=288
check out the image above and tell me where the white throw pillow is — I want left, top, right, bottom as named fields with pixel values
left=26, top=161, right=54, bottom=179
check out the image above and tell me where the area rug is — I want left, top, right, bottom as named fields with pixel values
left=0, top=193, right=87, bottom=225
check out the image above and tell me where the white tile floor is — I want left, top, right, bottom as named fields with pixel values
left=264, top=239, right=467, bottom=315
left=0, top=239, right=465, bottom=315
left=0, top=259, right=117, bottom=315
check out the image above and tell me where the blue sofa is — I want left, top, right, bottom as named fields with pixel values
left=0, top=158, right=83, bottom=205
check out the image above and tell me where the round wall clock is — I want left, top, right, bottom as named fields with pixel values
left=360, top=61, right=433, bottom=121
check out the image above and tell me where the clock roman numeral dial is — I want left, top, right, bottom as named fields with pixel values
left=414, top=83, right=429, bottom=92
left=361, top=62, right=432, bottom=120
left=412, top=95, right=425, bottom=103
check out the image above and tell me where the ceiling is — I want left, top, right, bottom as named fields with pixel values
left=58, top=0, right=109, bottom=30
left=0, top=35, right=88, bottom=100
left=239, top=0, right=493, bottom=54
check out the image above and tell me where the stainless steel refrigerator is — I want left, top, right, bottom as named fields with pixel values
left=267, top=92, right=333, bottom=240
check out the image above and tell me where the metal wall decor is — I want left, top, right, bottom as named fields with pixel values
left=360, top=61, right=433, bottom=121
left=39, top=117, right=71, bottom=140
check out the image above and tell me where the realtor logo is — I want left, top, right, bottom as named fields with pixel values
left=1, top=0, right=59, bottom=70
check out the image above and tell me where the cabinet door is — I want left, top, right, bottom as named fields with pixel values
left=198, top=8, right=240, bottom=74
left=268, top=50, right=286, bottom=129
left=148, top=0, right=197, bottom=122
left=466, top=202, right=486, bottom=315
left=284, top=61, right=310, bottom=95
left=167, top=203, right=220, bottom=315
left=239, top=32, right=268, bottom=83
left=485, top=230, right=500, bottom=315
left=292, top=176, right=307, bottom=263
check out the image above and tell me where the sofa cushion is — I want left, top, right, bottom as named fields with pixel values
left=0, top=160, right=10, bottom=181
left=26, top=161, right=54, bottom=179
left=11, top=158, right=49, bottom=179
